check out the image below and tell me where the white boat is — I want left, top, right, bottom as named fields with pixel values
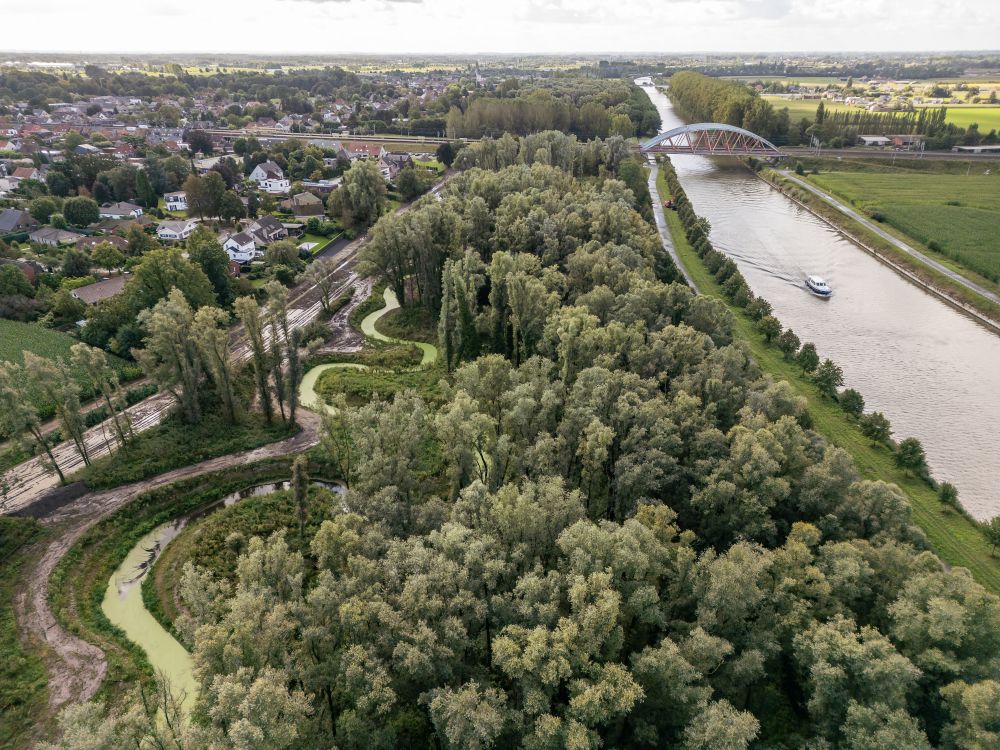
left=805, top=275, right=832, bottom=297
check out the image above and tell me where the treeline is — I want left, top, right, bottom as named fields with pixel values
left=668, top=70, right=793, bottom=145
left=0, top=66, right=362, bottom=107
left=359, top=132, right=663, bottom=322
left=445, top=80, right=660, bottom=140
left=668, top=71, right=998, bottom=149
left=45, top=159, right=1000, bottom=749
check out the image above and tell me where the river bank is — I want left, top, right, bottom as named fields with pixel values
left=639, top=79, right=1000, bottom=521
left=652, top=161, right=1000, bottom=595
left=756, top=167, right=1000, bottom=332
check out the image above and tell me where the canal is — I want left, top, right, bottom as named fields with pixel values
left=638, top=79, right=1000, bottom=521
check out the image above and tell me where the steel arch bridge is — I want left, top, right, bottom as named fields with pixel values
left=641, top=123, right=784, bottom=157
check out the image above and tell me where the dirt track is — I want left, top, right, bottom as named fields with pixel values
left=13, top=280, right=372, bottom=743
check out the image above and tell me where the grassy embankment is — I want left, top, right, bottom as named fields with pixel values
left=70, top=408, right=297, bottom=491
left=48, top=458, right=317, bottom=713
left=0, top=518, right=48, bottom=750
left=758, top=167, right=1000, bottom=325
left=657, top=167, right=1000, bottom=594
left=311, top=284, right=444, bottom=407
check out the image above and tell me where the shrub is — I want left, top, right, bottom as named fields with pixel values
left=839, top=388, right=865, bottom=418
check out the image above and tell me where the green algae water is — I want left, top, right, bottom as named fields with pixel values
left=299, top=287, right=439, bottom=414
left=361, top=287, right=438, bottom=366
left=102, top=523, right=198, bottom=710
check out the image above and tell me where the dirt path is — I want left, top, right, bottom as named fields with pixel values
left=12, top=273, right=380, bottom=736
left=14, top=410, right=322, bottom=726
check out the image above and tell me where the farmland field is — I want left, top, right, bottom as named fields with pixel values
left=762, top=96, right=851, bottom=120
left=0, top=319, right=137, bottom=400
left=763, top=96, right=1000, bottom=130
left=916, top=106, right=1000, bottom=131
left=809, top=170, right=1000, bottom=281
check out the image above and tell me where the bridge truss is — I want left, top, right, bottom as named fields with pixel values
left=641, top=123, right=784, bottom=158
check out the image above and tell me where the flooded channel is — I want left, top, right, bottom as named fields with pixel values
left=102, top=479, right=345, bottom=708
left=639, top=79, right=1000, bottom=520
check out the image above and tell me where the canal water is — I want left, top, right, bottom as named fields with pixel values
left=638, top=79, right=1000, bottom=521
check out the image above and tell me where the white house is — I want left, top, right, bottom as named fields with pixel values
left=156, top=219, right=199, bottom=242
left=222, top=232, right=258, bottom=263
left=857, top=135, right=892, bottom=147
left=99, top=202, right=144, bottom=219
left=164, top=191, right=187, bottom=212
left=249, top=160, right=290, bottom=194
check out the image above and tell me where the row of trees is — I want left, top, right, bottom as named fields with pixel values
left=662, top=156, right=939, bottom=492
left=0, top=343, right=132, bottom=485
left=56, top=162, right=997, bottom=750
left=668, top=71, right=998, bottom=149
left=444, top=79, right=660, bottom=140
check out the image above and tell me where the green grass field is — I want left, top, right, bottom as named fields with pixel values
left=762, top=96, right=851, bottom=121
left=917, top=106, right=1000, bottom=131
left=656, top=182, right=1000, bottom=594
left=807, top=170, right=1000, bottom=282
left=0, top=320, right=139, bottom=418
left=763, top=96, right=1000, bottom=131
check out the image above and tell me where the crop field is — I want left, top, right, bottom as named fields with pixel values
left=916, top=106, right=1000, bottom=131
left=762, top=96, right=851, bottom=120
left=809, top=170, right=1000, bottom=281
left=0, top=320, right=87, bottom=366
left=0, top=320, right=136, bottom=394
left=763, top=96, right=1000, bottom=130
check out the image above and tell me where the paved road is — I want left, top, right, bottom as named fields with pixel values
left=780, top=147, right=1000, bottom=162
left=647, top=161, right=699, bottom=291
left=781, top=172, right=1000, bottom=308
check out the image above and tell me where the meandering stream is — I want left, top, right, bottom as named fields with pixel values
left=103, top=286, right=439, bottom=707
left=299, top=287, right=440, bottom=414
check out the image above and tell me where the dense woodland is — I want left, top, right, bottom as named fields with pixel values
left=40, top=145, right=1000, bottom=749
left=668, top=71, right=998, bottom=149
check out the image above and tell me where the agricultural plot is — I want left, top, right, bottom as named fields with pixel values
left=0, top=319, right=137, bottom=420
left=0, top=320, right=132, bottom=374
left=763, top=97, right=1000, bottom=131
left=918, top=106, right=1000, bottom=131
left=810, top=170, right=1000, bottom=281
left=762, top=96, right=851, bottom=121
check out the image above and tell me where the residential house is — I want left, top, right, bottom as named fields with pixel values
left=156, top=218, right=199, bottom=242
left=222, top=231, right=258, bottom=263
left=164, top=191, right=187, bottom=212
left=282, top=191, right=324, bottom=217
left=10, top=166, right=39, bottom=182
left=249, top=160, right=290, bottom=193
left=301, top=177, right=342, bottom=195
left=245, top=215, right=287, bottom=245
left=0, top=208, right=40, bottom=234
left=31, top=227, right=85, bottom=247
left=0, top=258, right=44, bottom=285
left=378, top=153, right=413, bottom=182
left=71, top=275, right=127, bottom=305
left=76, top=235, right=129, bottom=253
left=0, top=140, right=19, bottom=152
left=0, top=177, right=15, bottom=199
left=346, top=142, right=386, bottom=161
left=99, top=201, right=144, bottom=219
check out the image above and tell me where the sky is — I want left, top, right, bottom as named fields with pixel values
left=2, top=0, right=997, bottom=55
